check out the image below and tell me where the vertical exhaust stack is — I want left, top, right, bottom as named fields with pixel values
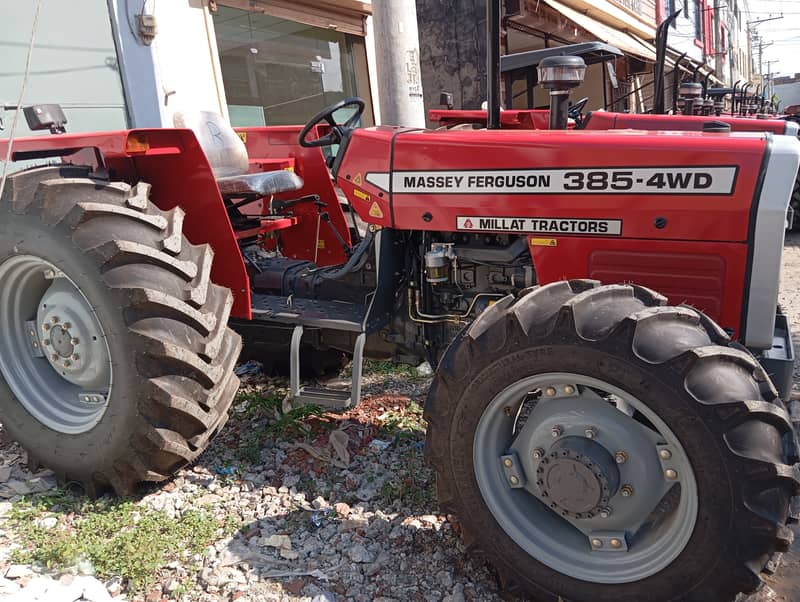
left=538, top=56, right=586, bottom=129
left=486, top=0, right=502, bottom=129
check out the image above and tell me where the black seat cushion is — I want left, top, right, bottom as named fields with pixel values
left=217, top=170, right=304, bottom=197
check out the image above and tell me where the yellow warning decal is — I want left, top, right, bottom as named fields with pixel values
left=353, top=189, right=371, bottom=202
left=530, top=238, right=558, bottom=247
left=236, top=132, right=247, bottom=143
left=353, top=173, right=363, bottom=186
left=368, top=202, right=384, bottom=219
left=317, top=239, right=326, bottom=249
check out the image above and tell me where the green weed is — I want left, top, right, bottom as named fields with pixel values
left=235, top=390, right=326, bottom=463
left=364, top=359, right=419, bottom=379
left=9, top=491, right=237, bottom=590
left=379, top=400, right=426, bottom=439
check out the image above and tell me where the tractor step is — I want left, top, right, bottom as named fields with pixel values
left=290, top=325, right=366, bottom=410
left=251, top=294, right=365, bottom=332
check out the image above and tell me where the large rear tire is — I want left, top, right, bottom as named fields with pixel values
left=425, top=280, right=799, bottom=601
left=0, top=166, right=242, bottom=495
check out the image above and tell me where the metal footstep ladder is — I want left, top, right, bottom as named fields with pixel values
left=290, top=325, right=366, bottom=409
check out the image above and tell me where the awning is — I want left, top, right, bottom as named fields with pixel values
left=218, top=0, right=371, bottom=36
left=541, top=0, right=658, bottom=62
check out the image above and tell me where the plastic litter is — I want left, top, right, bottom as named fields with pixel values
left=235, top=360, right=264, bottom=376
left=416, top=360, right=433, bottom=376
left=369, top=439, right=392, bottom=451
left=215, top=465, right=234, bottom=476
left=311, top=508, right=332, bottom=528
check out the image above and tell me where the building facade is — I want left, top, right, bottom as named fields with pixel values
left=0, top=0, right=380, bottom=141
left=416, top=0, right=666, bottom=120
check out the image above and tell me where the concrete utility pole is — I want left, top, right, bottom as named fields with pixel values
left=713, top=1, right=722, bottom=83
left=372, top=0, right=426, bottom=128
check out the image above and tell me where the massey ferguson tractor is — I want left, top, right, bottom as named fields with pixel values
left=2, top=3, right=800, bottom=601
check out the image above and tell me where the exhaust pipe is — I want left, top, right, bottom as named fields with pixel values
left=486, top=0, right=502, bottom=129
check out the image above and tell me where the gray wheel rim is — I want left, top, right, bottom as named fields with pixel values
left=474, top=372, right=698, bottom=584
left=0, top=255, right=113, bottom=434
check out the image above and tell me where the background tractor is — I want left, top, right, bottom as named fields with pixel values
left=431, top=12, right=800, bottom=232
left=1, top=3, right=800, bottom=601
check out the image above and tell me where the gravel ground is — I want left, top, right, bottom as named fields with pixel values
left=761, top=232, right=800, bottom=602
left=2, top=236, right=800, bottom=601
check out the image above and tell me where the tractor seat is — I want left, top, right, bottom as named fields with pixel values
left=173, top=111, right=304, bottom=197
left=217, top=169, right=302, bottom=197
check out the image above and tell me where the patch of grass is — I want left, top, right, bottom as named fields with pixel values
left=379, top=400, right=426, bottom=439
left=235, top=397, right=327, bottom=464
left=235, top=390, right=284, bottom=418
left=9, top=491, right=237, bottom=590
left=364, top=359, right=420, bottom=379
left=266, top=404, right=326, bottom=437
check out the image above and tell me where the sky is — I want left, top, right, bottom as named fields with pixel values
left=748, top=0, right=800, bottom=77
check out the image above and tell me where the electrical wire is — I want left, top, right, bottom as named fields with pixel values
left=0, top=0, right=44, bottom=203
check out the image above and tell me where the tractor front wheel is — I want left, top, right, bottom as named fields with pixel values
left=0, top=166, right=242, bottom=495
left=425, top=280, right=798, bottom=601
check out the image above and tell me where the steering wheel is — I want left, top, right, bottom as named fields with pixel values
left=299, top=97, right=366, bottom=148
left=568, top=97, right=589, bottom=121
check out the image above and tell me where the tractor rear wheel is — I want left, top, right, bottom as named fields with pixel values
left=0, top=166, right=242, bottom=495
left=425, top=280, right=799, bottom=601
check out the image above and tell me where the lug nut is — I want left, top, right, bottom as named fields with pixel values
left=591, top=539, right=603, bottom=548
left=503, top=458, right=513, bottom=468
left=620, top=485, right=634, bottom=497
left=659, top=449, right=672, bottom=460
left=544, top=387, right=557, bottom=397
left=584, top=427, right=597, bottom=439
left=28, top=329, right=36, bottom=337
left=42, top=323, right=51, bottom=332
left=63, top=359, right=72, bottom=368
left=563, top=385, right=575, bottom=395
left=610, top=538, right=623, bottom=549
left=42, top=339, right=51, bottom=346
left=63, top=322, right=72, bottom=330
left=551, top=425, right=563, bottom=438
left=71, top=337, right=80, bottom=345
left=532, top=448, right=545, bottom=459
left=509, top=475, right=519, bottom=486
left=665, top=469, right=678, bottom=480
left=51, top=316, right=60, bottom=323
left=72, top=354, right=80, bottom=361
left=50, top=354, right=59, bottom=362
left=599, top=507, right=612, bottom=519
left=615, top=451, right=628, bottom=464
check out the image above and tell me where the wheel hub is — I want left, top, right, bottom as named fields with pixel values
left=37, top=279, right=109, bottom=391
left=538, top=437, right=620, bottom=517
left=49, top=324, right=75, bottom=358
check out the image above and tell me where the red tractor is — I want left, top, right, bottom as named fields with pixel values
left=1, top=5, right=799, bottom=601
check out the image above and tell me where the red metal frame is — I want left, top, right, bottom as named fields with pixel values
left=235, top=125, right=351, bottom=266
left=429, top=109, right=552, bottom=129
left=0, top=129, right=253, bottom=319
left=583, top=111, right=790, bottom=134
